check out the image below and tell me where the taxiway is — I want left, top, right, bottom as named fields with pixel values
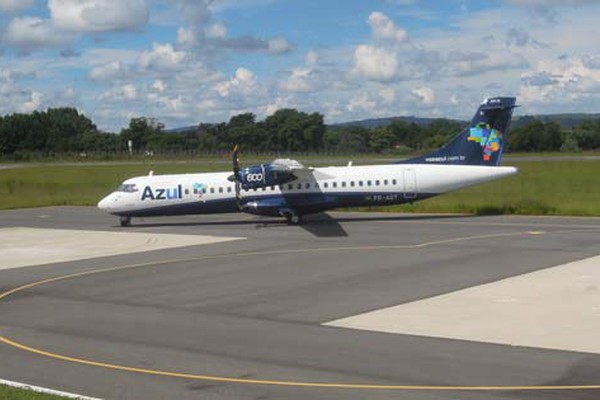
left=0, top=207, right=598, bottom=400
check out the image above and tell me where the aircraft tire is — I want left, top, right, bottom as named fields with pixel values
left=286, top=213, right=302, bottom=225
left=119, top=216, right=131, bottom=227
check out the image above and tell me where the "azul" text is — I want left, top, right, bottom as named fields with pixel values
left=141, top=185, right=183, bottom=201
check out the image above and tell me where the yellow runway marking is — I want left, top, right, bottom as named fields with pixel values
left=1, top=229, right=599, bottom=392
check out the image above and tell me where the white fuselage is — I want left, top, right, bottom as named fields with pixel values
left=98, top=163, right=517, bottom=218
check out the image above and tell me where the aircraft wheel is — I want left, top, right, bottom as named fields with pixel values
left=119, top=216, right=131, bottom=227
left=286, top=213, right=302, bottom=225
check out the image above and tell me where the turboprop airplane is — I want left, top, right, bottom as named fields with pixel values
left=98, top=96, right=518, bottom=226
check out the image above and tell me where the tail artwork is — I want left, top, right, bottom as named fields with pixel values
left=401, top=97, right=517, bottom=166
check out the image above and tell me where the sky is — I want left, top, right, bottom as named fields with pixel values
left=1, top=0, right=600, bottom=132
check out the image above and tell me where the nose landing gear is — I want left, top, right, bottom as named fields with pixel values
left=119, top=216, right=131, bottom=227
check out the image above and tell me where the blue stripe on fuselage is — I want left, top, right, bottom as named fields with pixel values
left=111, top=191, right=438, bottom=218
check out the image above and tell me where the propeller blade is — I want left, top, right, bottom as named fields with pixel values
left=232, top=144, right=240, bottom=181
left=231, top=145, right=243, bottom=210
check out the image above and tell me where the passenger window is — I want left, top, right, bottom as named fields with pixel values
left=219, top=187, right=223, bottom=193
left=384, top=179, right=388, bottom=185
left=350, top=181, right=355, bottom=187
left=324, top=182, right=329, bottom=188
left=227, top=187, right=232, bottom=193
left=305, top=182, right=311, bottom=189
left=210, top=188, right=215, bottom=194
left=367, top=180, right=372, bottom=186
left=271, top=186, right=275, bottom=191
left=288, top=184, right=293, bottom=190
left=392, top=179, right=397, bottom=185
left=359, top=181, right=363, bottom=187
left=375, top=180, right=380, bottom=186
left=297, top=183, right=302, bottom=190
left=342, top=181, right=346, bottom=187
left=333, top=182, right=337, bottom=188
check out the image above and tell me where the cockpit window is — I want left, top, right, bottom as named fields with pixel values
left=117, top=183, right=138, bottom=193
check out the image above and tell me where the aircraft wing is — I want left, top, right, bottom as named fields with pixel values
left=271, top=158, right=334, bottom=181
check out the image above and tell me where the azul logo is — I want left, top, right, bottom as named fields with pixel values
left=193, top=183, right=205, bottom=197
left=468, top=123, right=502, bottom=161
left=141, top=184, right=183, bottom=201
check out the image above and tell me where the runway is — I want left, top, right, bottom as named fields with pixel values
left=0, top=207, right=599, bottom=400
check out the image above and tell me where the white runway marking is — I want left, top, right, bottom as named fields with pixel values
left=325, top=255, right=600, bottom=354
left=0, top=227, right=243, bottom=271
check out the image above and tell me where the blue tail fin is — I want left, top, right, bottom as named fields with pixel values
left=400, top=97, right=517, bottom=166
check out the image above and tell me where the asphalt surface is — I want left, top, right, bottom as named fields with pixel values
left=0, top=207, right=599, bottom=400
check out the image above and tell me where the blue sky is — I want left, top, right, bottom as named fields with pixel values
left=1, top=0, right=600, bottom=132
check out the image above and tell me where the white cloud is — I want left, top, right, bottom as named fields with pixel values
left=89, top=60, right=127, bottom=81
left=122, top=84, right=137, bottom=100
left=352, top=45, right=398, bottom=82
left=268, top=36, right=292, bottom=54
left=214, top=67, right=257, bottom=97
left=48, top=0, right=149, bottom=32
left=411, top=86, right=435, bottom=104
left=504, top=0, right=598, bottom=6
left=519, top=55, right=600, bottom=104
left=153, top=80, right=167, bottom=92
left=368, top=11, right=409, bottom=44
left=21, top=91, right=42, bottom=113
left=379, top=87, right=396, bottom=104
left=177, top=27, right=196, bottom=46
left=2, top=17, right=71, bottom=49
left=139, top=43, right=188, bottom=72
left=445, top=50, right=529, bottom=77
left=0, top=0, right=34, bottom=12
left=206, top=22, right=227, bottom=39
left=347, top=92, right=378, bottom=114
left=282, top=68, right=313, bottom=92
left=305, top=50, right=318, bottom=66
left=99, top=84, right=138, bottom=103
left=281, top=50, right=322, bottom=93
left=350, top=12, right=418, bottom=83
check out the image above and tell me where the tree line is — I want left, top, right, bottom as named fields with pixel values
left=0, top=107, right=599, bottom=159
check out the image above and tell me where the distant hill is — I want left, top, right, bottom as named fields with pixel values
left=512, top=114, right=600, bottom=129
left=333, top=113, right=600, bottom=130
left=163, top=125, right=198, bottom=134
left=330, top=116, right=455, bottom=129
left=165, top=113, right=600, bottom=134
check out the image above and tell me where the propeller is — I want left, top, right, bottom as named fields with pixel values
left=231, top=145, right=243, bottom=210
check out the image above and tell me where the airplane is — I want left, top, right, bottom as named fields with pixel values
left=98, top=96, right=518, bottom=226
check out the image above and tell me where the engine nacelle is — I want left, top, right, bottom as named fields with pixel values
left=239, top=163, right=296, bottom=190
left=241, top=197, right=289, bottom=217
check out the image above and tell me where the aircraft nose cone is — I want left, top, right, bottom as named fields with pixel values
left=97, top=195, right=113, bottom=211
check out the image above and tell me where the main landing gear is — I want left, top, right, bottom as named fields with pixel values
left=119, top=216, right=131, bottom=227
left=282, top=211, right=303, bottom=225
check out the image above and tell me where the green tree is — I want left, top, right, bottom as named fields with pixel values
left=120, top=117, right=164, bottom=152
left=388, top=120, right=423, bottom=149
left=368, top=127, right=396, bottom=153
left=573, top=119, right=600, bottom=150
left=264, top=109, right=325, bottom=152
left=224, top=113, right=261, bottom=150
left=510, top=120, right=564, bottom=152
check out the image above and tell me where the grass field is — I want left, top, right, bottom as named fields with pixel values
left=0, top=157, right=598, bottom=216
left=0, top=384, right=69, bottom=400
